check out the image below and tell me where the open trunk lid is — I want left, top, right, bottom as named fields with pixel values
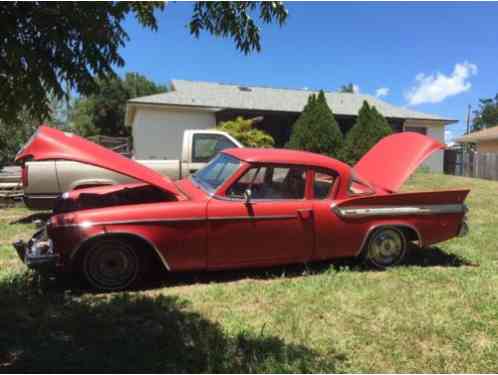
left=354, top=132, right=445, bottom=192
left=15, top=125, right=184, bottom=198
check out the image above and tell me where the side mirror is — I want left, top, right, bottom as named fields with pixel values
left=243, top=188, right=252, bottom=204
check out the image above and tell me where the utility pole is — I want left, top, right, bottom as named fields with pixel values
left=466, top=104, right=471, bottom=135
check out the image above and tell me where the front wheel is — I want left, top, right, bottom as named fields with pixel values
left=82, top=238, right=140, bottom=291
left=363, top=227, right=407, bottom=269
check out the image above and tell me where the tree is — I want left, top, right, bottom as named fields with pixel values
left=286, top=91, right=344, bottom=158
left=339, top=83, right=356, bottom=93
left=217, top=117, right=274, bottom=148
left=340, top=101, right=392, bottom=166
left=0, top=2, right=288, bottom=125
left=71, top=73, right=167, bottom=137
left=0, top=118, right=38, bottom=170
left=472, top=94, right=498, bottom=132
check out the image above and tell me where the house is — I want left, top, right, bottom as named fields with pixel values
left=455, top=125, right=498, bottom=153
left=125, top=80, right=456, bottom=172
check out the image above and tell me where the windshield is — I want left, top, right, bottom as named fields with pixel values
left=192, top=153, right=241, bottom=193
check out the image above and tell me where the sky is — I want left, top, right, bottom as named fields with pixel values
left=117, top=2, right=498, bottom=144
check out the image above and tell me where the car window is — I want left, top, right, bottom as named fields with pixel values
left=227, top=166, right=306, bottom=200
left=313, top=171, right=336, bottom=199
left=193, top=153, right=240, bottom=191
left=348, top=175, right=374, bottom=195
left=192, top=134, right=237, bottom=163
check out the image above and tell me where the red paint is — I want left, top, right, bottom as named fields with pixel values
left=15, top=125, right=183, bottom=197
left=25, top=126, right=468, bottom=275
left=354, top=132, right=445, bottom=192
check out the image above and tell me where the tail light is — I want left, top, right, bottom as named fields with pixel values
left=21, top=164, right=28, bottom=187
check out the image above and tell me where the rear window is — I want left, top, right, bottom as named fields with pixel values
left=348, top=175, right=374, bottom=195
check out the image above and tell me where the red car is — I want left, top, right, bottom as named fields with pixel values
left=14, top=126, right=469, bottom=291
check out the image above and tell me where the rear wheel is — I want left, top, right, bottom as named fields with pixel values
left=363, top=227, right=407, bottom=269
left=82, top=238, right=140, bottom=291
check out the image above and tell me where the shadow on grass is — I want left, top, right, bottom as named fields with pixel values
left=140, top=244, right=476, bottom=290
left=0, top=273, right=344, bottom=372
left=9, top=212, right=51, bottom=225
left=404, top=244, right=478, bottom=268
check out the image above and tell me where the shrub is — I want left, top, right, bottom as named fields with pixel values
left=217, top=117, right=274, bottom=148
left=286, top=91, right=343, bottom=158
left=340, top=101, right=392, bottom=165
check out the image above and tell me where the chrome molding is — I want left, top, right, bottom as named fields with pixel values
left=59, top=215, right=298, bottom=228
left=57, top=217, right=207, bottom=228
left=333, top=204, right=465, bottom=218
left=208, top=214, right=297, bottom=221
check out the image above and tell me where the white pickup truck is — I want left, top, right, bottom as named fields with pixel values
left=20, top=129, right=242, bottom=210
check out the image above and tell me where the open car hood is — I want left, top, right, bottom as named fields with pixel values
left=354, top=132, right=445, bottom=192
left=15, top=125, right=184, bottom=198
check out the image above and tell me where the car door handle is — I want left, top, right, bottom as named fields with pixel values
left=297, top=208, right=313, bottom=220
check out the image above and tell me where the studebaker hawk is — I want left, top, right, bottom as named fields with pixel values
left=14, top=126, right=469, bottom=291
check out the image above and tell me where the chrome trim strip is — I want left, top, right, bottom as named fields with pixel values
left=60, top=215, right=297, bottom=228
left=57, top=217, right=207, bottom=228
left=209, top=214, right=297, bottom=221
left=333, top=204, right=465, bottom=218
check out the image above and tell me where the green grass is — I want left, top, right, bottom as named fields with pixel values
left=1, top=173, right=498, bottom=372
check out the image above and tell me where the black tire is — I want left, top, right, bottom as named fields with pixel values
left=82, top=238, right=140, bottom=291
left=363, top=226, right=407, bottom=269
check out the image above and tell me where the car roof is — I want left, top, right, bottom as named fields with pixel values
left=222, top=148, right=351, bottom=174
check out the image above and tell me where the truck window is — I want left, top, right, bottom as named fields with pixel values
left=192, top=134, right=237, bottom=163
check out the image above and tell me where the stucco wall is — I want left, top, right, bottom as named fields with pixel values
left=424, top=126, right=445, bottom=172
left=404, top=120, right=446, bottom=173
left=477, top=140, right=498, bottom=153
left=132, top=107, right=216, bottom=159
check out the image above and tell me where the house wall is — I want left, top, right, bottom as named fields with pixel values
left=477, top=140, right=498, bottom=153
left=132, top=107, right=216, bottom=159
left=404, top=119, right=446, bottom=173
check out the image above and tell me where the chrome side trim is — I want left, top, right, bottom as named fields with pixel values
left=57, top=217, right=207, bottom=228
left=209, top=214, right=297, bottom=221
left=333, top=204, right=465, bottom=218
left=59, top=215, right=297, bottom=228
left=70, top=232, right=171, bottom=271
left=354, top=224, right=423, bottom=256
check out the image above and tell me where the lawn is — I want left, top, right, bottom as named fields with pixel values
left=1, top=173, right=497, bottom=372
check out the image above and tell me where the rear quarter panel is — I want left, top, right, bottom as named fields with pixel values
left=334, top=189, right=470, bottom=250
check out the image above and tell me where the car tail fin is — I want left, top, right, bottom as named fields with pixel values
left=353, top=132, right=445, bottom=192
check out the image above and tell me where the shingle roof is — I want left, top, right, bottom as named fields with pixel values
left=455, top=125, right=498, bottom=143
left=128, top=79, right=455, bottom=123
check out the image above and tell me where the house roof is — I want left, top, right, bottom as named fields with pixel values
left=455, top=125, right=498, bottom=143
left=127, top=80, right=456, bottom=125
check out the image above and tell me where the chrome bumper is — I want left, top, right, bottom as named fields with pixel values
left=13, top=228, right=58, bottom=272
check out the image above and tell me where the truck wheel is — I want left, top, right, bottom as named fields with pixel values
left=363, top=227, right=407, bottom=269
left=82, top=238, right=140, bottom=291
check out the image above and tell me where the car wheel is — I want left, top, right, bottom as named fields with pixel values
left=364, top=227, right=407, bottom=269
left=83, top=238, right=140, bottom=291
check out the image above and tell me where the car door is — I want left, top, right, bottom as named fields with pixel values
left=207, top=165, right=314, bottom=269
left=310, top=169, right=363, bottom=259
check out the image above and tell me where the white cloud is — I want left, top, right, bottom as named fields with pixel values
left=445, top=130, right=455, bottom=146
left=352, top=84, right=360, bottom=94
left=375, top=87, right=390, bottom=98
left=405, top=62, right=477, bottom=106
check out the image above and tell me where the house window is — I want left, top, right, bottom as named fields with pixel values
left=192, top=134, right=237, bottom=163
left=405, top=126, right=427, bottom=135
